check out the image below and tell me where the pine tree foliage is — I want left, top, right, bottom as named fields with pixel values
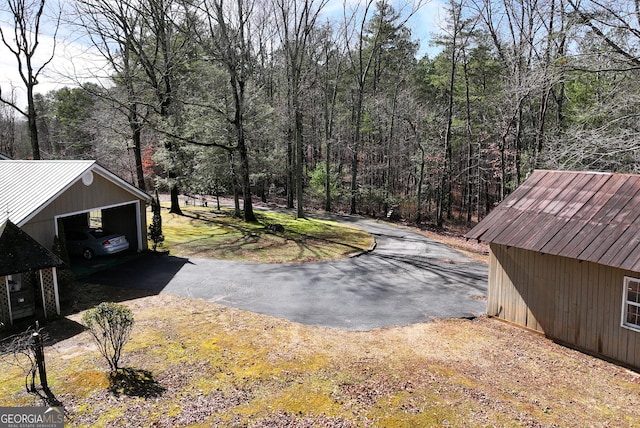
left=7, top=0, right=638, bottom=224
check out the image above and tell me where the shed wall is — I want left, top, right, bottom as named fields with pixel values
left=20, top=173, right=147, bottom=250
left=488, top=243, right=640, bottom=369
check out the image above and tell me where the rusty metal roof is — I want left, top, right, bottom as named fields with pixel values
left=466, top=170, right=640, bottom=272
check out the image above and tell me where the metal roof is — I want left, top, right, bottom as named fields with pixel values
left=0, top=160, right=150, bottom=227
left=466, top=170, right=640, bottom=272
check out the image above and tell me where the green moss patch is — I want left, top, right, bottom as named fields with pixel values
left=151, top=206, right=374, bottom=263
left=1, top=293, right=639, bottom=426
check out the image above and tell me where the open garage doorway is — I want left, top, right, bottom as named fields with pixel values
left=56, top=202, right=144, bottom=268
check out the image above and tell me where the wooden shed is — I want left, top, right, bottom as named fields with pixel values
left=467, top=170, right=640, bottom=370
left=0, top=160, right=150, bottom=255
left=0, top=220, right=63, bottom=326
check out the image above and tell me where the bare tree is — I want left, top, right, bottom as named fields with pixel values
left=0, top=325, right=50, bottom=394
left=273, top=0, right=328, bottom=218
left=566, top=0, right=640, bottom=69
left=197, top=0, right=265, bottom=222
left=0, top=93, right=18, bottom=158
left=73, top=0, right=148, bottom=190
left=0, top=0, right=60, bottom=159
left=341, top=0, right=423, bottom=214
left=74, top=0, right=192, bottom=202
left=316, top=23, right=343, bottom=212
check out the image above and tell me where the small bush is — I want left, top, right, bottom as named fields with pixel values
left=82, top=302, right=134, bottom=372
left=149, top=191, right=165, bottom=251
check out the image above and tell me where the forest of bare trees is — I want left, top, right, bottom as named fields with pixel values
left=1, top=0, right=639, bottom=226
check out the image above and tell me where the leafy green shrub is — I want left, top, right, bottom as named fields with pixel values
left=309, top=162, right=342, bottom=199
left=149, top=191, right=165, bottom=251
left=82, top=302, right=134, bottom=372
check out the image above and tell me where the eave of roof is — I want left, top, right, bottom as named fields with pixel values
left=466, top=170, right=640, bottom=272
left=0, top=220, right=63, bottom=276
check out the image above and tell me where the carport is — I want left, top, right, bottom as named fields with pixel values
left=57, top=202, right=144, bottom=256
left=0, top=160, right=151, bottom=260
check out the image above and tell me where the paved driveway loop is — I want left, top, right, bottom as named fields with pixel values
left=88, top=217, right=487, bottom=331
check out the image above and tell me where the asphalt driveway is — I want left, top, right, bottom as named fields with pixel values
left=87, top=216, right=488, bottom=331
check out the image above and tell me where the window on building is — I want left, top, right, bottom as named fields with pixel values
left=622, top=277, right=640, bottom=330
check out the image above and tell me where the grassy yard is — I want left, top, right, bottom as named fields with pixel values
left=152, top=205, right=374, bottom=263
left=1, top=288, right=639, bottom=427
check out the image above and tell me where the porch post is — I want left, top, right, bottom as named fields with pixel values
left=0, top=276, right=12, bottom=326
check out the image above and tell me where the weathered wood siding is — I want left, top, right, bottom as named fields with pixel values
left=20, top=173, right=147, bottom=251
left=489, top=243, right=640, bottom=369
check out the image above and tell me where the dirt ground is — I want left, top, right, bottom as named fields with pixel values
left=4, top=289, right=637, bottom=427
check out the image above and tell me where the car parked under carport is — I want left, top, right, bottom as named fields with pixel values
left=66, top=228, right=130, bottom=260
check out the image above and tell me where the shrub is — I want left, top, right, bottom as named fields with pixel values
left=309, top=162, right=342, bottom=199
left=149, top=191, right=164, bottom=251
left=82, top=302, right=134, bottom=372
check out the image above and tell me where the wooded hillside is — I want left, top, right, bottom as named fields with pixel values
left=1, top=0, right=638, bottom=225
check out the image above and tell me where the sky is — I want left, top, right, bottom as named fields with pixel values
left=0, top=0, right=447, bottom=111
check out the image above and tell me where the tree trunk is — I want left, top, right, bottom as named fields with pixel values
left=238, top=134, right=256, bottom=222
left=286, top=129, right=294, bottom=209
left=230, top=70, right=256, bottom=222
left=165, top=181, right=178, bottom=210
left=438, top=35, right=457, bottom=227
left=415, top=127, right=425, bottom=224
left=167, top=138, right=183, bottom=215
left=229, top=152, right=241, bottom=217
left=295, top=108, right=305, bottom=219
left=463, top=58, right=473, bottom=223
left=27, top=88, right=41, bottom=160
left=350, top=91, right=363, bottom=215
left=325, top=140, right=331, bottom=211
left=129, top=104, right=146, bottom=191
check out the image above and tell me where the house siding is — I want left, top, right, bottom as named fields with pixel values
left=21, top=173, right=147, bottom=251
left=489, top=243, right=640, bottom=369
